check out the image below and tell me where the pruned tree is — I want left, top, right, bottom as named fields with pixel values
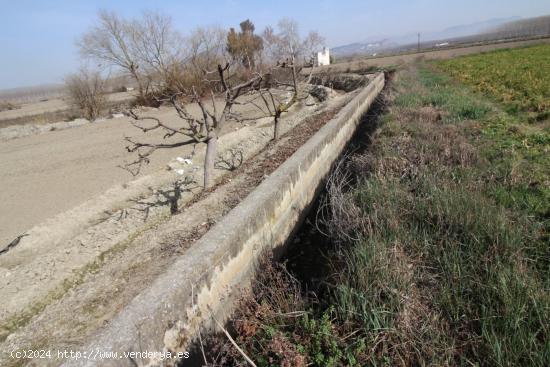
left=226, top=19, right=264, bottom=69
left=124, top=62, right=262, bottom=188
left=260, top=19, right=325, bottom=139
left=65, top=68, right=107, bottom=120
left=233, top=86, right=292, bottom=141
left=260, top=89, right=287, bottom=141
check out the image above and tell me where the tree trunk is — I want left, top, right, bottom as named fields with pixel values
left=273, top=115, right=280, bottom=141
left=291, top=57, right=299, bottom=98
left=204, top=134, right=218, bottom=188
left=135, top=75, right=145, bottom=102
left=129, top=65, right=145, bottom=102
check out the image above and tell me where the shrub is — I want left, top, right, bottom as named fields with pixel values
left=309, top=86, right=328, bottom=102
left=65, top=69, right=107, bottom=120
left=0, top=101, right=20, bottom=112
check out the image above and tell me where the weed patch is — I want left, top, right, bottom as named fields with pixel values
left=437, top=45, right=550, bottom=117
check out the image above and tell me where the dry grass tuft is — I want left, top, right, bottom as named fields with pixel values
left=0, top=101, right=20, bottom=112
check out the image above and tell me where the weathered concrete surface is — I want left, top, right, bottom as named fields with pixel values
left=63, top=73, right=385, bottom=367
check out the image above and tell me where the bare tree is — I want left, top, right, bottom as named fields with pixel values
left=124, top=62, right=262, bottom=188
left=187, top=26, right=227, bottom=76
left=129, top=11, right=184, bottom=77
left=260, top=19, right=325, bottom=139
left=235, top=86, right=290, bottom=140
left=262, top=19, right=325, bottom=67
left=78, top=11, right=144, bottom=98
left=65, top=68, right=107, bottom=120
left=78, top=10, right=183, bottom=104
left=262, top=90, right=287, bottom=141
left=263, top=19, right=324, bottom=98
left=155, top=26, right=229, bottom=96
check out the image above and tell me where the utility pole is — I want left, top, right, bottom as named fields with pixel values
left=417, top=33, right=421, bottom=52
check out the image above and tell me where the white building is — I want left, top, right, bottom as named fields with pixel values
left=315, top=47, right=330, bottom=66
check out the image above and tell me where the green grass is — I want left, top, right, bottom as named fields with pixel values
left=412, top=60, right=550, bottom=222
left=437, top=44, right=550, bottom=117
left=213, top=58, right=549, bottom=366
left=329, top=65, right=549, bottom=365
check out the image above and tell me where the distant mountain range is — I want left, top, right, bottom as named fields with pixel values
left=332, top=16, right=522, bottom=57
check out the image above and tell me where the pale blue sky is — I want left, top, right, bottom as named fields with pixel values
left=1, top=0, right=549, bottom=89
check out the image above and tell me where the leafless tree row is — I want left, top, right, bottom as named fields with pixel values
left=492, top=15, right=550, bottom=39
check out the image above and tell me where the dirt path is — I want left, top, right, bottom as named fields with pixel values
left=0, top=89, right=351, bottom=357
left=0, top=100, right=264, bottom=245
left=314, top=37, right=550, bottom=73
left=0, top=92, right=352, bottom=367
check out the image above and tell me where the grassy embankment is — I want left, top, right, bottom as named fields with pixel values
left=211, top=45, right=549, bottom=366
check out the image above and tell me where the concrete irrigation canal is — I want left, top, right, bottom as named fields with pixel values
left=61, top=73, right=385, bottom=367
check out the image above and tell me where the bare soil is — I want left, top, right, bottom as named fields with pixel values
left=0, top=96, right=278, bottom=245
left=0, top=88, right=352, bottom=365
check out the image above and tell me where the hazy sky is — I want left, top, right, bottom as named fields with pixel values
left=1, top=0, right=549, bottom=89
